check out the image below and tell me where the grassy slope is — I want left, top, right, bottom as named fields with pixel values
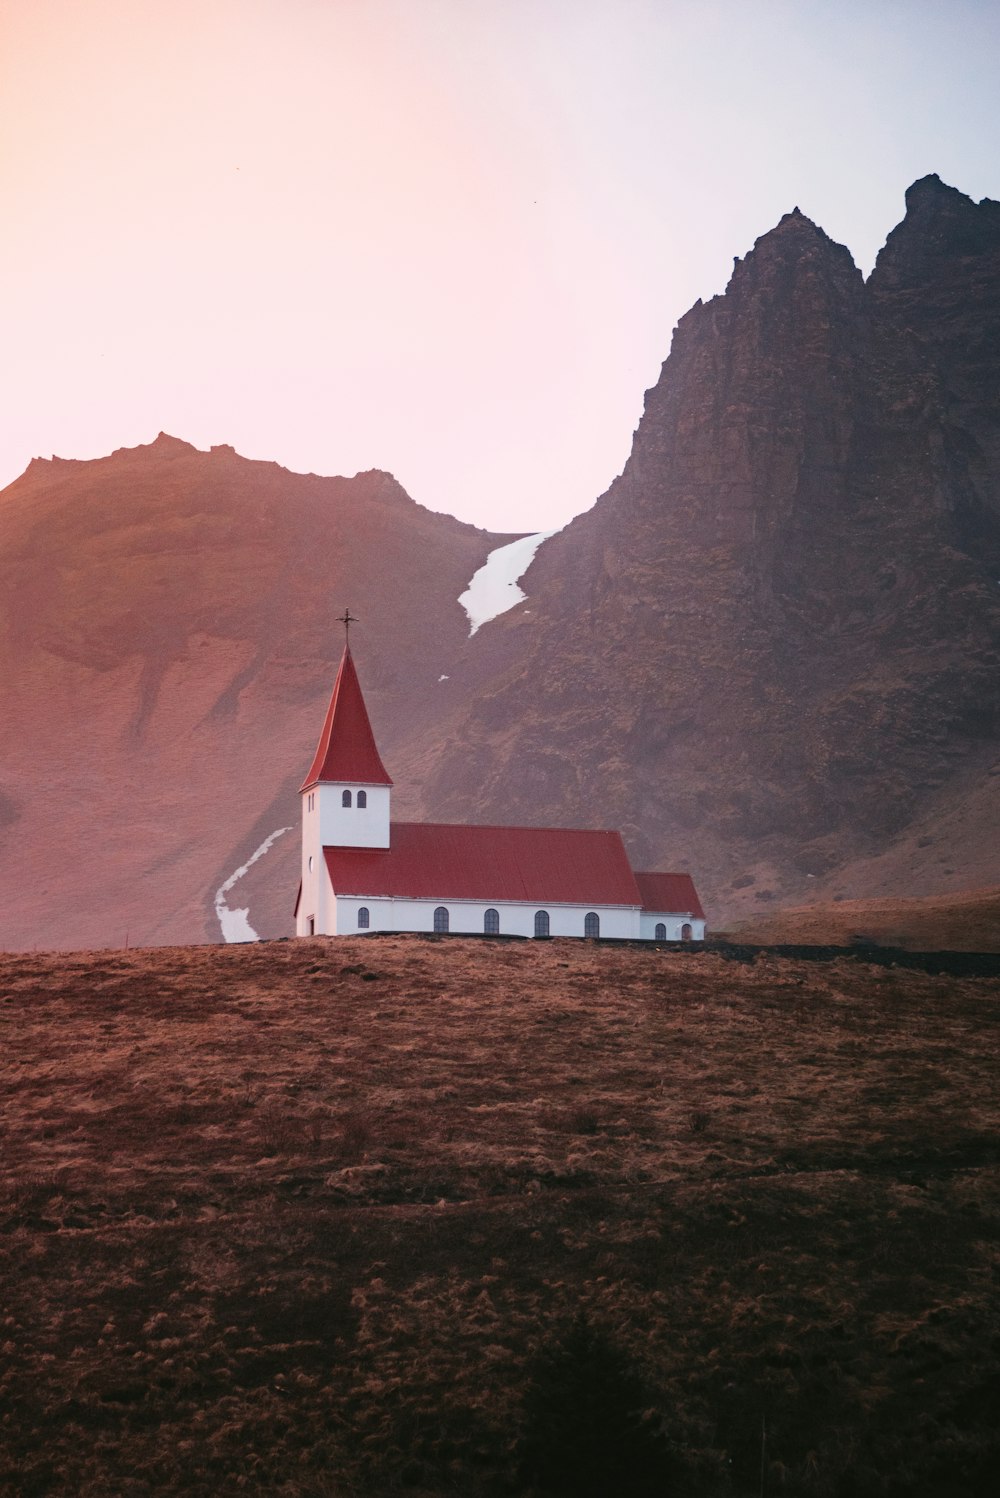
left=726, top=886, right=1000, bottom=952
left=1, top=937, right=998, bottom=1496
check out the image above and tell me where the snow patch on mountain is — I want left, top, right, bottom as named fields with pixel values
left=215, top=825, right=293, bottom=942
left=459, top=530, right=556, bottom=635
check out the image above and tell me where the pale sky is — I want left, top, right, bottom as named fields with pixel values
left=2, top=0, right=998, bottom=532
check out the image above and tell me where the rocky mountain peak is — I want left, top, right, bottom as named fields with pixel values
left=871, top=175, right=1000, bottom=291
left=143, top=432, right=198, bottom=457
left=733, top=204, right=860, bottom=277
left=905, top=171, right=970, bottom=209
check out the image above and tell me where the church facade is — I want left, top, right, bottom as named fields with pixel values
left=294, top=644, right=706, bottom=942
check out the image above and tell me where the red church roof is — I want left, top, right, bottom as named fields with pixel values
left=324, top=822, right=643, bottom=905
left=301, top=646, right=392, bottom=791
left=633, top=871, right=705, bottom=920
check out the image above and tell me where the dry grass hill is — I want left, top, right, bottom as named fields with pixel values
left=2, top=936, right=998, bottom=1495
left=728, top=886, right=1000, bottom=952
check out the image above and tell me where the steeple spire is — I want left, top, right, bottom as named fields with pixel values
left=300, top=645, right=393, bottom=791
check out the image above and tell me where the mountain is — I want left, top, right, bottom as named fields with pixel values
left=398, top=175, right=1000, bottom=922
left=0, top=437, right=507, bottom=950
left=3, top=175, right=999, bottom=950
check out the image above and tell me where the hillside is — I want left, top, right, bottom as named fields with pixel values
left=727, top=885, right=1000, bottom=952
left=2, top=936, right=998, bottom=1495
left=0, top=437, right=507, bottom=951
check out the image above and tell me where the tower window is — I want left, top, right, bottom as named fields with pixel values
left=655, top=922, right=666, bottom=941
left=342, top=789, right=352, bottom=807
left=308, top=856, right=313, bottom=873
left=584, top=911, right=600, bottom=938
left=433, top=906, right=449, bottom=933
left=357, top=790, right=367, bottom=808
left=534, top=910, right=550, bottom=938
left=357, top=907, right=370, bottom=929
left=484, top=907, right=500, bottom=935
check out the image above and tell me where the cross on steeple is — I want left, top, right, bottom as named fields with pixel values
left=338, top=608, right=358, bottom=645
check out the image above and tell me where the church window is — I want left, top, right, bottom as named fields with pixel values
left=655, top=922, right=667, bottom=941
left=358, top=907, right=370, bottom=929
left=534, top=910, right=550, bottom=938
left=584, top=911, right=600, bottom=938
left=433, top=906, right=449, bottom=933
left=357, top=790, right=367, bottom=808
left=342, top=789, right=352, bottom=807
left=681, top=923, right=693, bottom=941
left=308, top=917, right=315, bottom=935
left=308, top=856, right=313, bottom=873
left=484, top=908, right=500, bottom=935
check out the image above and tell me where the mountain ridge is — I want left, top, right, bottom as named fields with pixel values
left=2, top=175, right=999, bottom=948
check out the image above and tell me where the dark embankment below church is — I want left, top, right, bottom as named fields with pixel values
left=2, top=937, right=998, bottom=1495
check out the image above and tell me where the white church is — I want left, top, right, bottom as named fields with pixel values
left=294, top=641, right=706, bottom=942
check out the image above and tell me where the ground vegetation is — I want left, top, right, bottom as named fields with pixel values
left=1, top=936, right=998, bottom=1495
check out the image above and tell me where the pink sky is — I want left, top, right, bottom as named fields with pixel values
left=3, top=0, right=998, bottom=531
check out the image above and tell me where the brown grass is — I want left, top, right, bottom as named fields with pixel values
left=726, top=884, right=1000, bottom=951
left=1, top=935, right=998, bottom=1495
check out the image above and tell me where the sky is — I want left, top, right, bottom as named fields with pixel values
left=2, top=0, right=999, bottom=533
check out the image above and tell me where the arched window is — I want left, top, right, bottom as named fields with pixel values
left=357, top=907, right=370, bottom=929
left=681, top=923, right=693, bottom=942
left=534, top=910, right=550, bottom=938
left=655, top=922, right=667, bottom=941
left=433, top=906, right=449, bottom=933
left=342, top=788, right=352, bottom=807
left=357, top=790, right=367, bottom=809
left=484, top=908, right=500, bottom=935
left=584, top=912, right=600, bottom=939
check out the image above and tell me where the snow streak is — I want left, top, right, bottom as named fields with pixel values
left=458, top=530, right=555, bottom=635
left=214, top=826, right=293, bottom=943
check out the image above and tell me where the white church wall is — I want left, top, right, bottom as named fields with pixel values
left=297, top=794, right=319, bottom=937
left=331, top=895, right=640, bottom=940
left=317, top=783, right=390, bottom=849
left=638, top=912, right=706, bottom=941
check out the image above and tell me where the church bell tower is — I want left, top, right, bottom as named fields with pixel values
left=296, top=615, right=392, bottom=936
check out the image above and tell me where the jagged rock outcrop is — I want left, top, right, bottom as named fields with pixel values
left=404, top=176, right=1000, bottom=919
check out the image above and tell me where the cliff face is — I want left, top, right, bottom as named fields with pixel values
left=0, top=437, right=504, bottom=950
left=407, top=176, right=1000, bottom=918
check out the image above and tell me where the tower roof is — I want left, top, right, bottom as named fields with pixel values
left=301, top=646, right=393, bottom=791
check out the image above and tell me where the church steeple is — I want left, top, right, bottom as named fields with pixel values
left=297, top=634, right=393, bottom=936
left=300, top=644, right=393, bottom=792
